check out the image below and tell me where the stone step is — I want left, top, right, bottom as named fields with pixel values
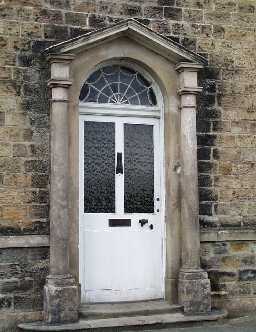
left=79, top=300, right=182, bottom=319
left=19, top=309, right=227, bottom=331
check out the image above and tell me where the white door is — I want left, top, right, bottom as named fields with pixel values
left=79, top=114, right=164, bottom=303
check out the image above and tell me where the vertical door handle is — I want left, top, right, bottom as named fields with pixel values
left=116, top=152, right=123, bottom=174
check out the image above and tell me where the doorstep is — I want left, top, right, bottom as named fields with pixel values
left=19, top=308, right=227, bottom=331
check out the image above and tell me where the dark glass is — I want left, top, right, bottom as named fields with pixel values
left=124, top=124, right=154, bottom=213
left=84, top=121, right=115, bottom=213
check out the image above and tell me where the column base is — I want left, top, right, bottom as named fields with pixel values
left=44, top=274, right=79, bottom=324
left=178, top=269, right=211, bottom=314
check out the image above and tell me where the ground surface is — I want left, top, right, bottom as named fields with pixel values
left=145, top=315, right=256, bottom=332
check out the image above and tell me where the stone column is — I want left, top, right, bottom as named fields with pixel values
left=176, top=63, right=211, bottom=314
left=44, top=55, right=79, bottom=324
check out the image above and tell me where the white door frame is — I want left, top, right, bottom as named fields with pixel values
left=78, top=103, right=166, bottom=302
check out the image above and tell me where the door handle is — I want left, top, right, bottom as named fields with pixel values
left=116, top=152, right=123, bottom=174
left=139, top=219, right=148, bottom=227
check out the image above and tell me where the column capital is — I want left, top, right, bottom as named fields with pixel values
left=178, top=87, right=202, bottom=95
left=48, top=79, right=72, bottom=88
left=47, top=54, right=75, bottom=64
left=176, top=62, right=203, bottom=95
left=175, top=62, right=204, bottom=73
left=48, top=54, right=74, bottom=81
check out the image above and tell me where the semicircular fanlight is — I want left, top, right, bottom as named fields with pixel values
left=79, top=65, right=157, bottom=106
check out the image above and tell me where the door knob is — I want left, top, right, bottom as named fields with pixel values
left=149, top=224, right=154, bottom=230
left=139, top=219, right=148, bottom=227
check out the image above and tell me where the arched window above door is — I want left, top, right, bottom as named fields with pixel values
left=79, top=65, right=157, bottom=106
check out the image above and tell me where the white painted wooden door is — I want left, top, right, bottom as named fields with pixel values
left=79, top=114, right=164, bottom=303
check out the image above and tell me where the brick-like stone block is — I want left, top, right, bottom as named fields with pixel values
left=44, top=24, right=69, bottom=40
left=31, top=174, right=49, bottom=188
left=164, top=6, right=182, bottom=20
left=65, top=12, right=88, bottom=26
left=144, top=6, right=163, bottom=19
left=239, top=269, right=256, bottom=282
left=183, top=8, right=203, bottom=23
left=34, top=8, right=63, bottom=24
left=0, top=112, right=5, bottom=126
left=0, top=295, right=13, bottom=311
left=24, top=160, right=48, bottom=173
left=14, top=294, right=43, bottom=311
left=88, top=14, right=107, bottom=29
left=0, top=279, right=19, bottom=293
left=73, top=0, right=96, bottom=13
left=21, top=22, right=43, bottom=39
left=119, top=4, right=142, bottom=17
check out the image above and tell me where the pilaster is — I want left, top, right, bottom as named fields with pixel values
left=176, top=62, right=211, bottom=314
left=44, top=54, right=79, bottom=324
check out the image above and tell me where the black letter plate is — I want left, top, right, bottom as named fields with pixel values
left=109, top=219, right=131, bottom=227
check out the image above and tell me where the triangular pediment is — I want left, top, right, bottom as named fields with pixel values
left=45, top=19, right=207, bottom=65
left=44, top=19, right=207, bottom=65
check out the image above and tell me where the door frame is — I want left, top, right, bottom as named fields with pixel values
left=78, top=99, right=166, bottom=302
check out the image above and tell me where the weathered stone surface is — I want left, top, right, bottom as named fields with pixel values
left=179, top=270, right=211, bottom=314
left=44, top=277, right=79, bottom=323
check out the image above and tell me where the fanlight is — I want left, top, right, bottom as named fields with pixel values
left=79, top=65, right=157, bottom=106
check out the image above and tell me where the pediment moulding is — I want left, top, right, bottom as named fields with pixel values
left=44, top=19, right=207, bottom=68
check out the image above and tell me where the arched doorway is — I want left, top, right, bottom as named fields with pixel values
left=41, top=20, right=211, bottom=324
left=78, top=64, right=165, bottom=303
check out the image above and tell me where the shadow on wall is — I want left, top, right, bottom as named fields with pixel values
left=197, top=66, right=222, bottom=230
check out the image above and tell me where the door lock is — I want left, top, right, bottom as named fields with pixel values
left=139, top=219, right=148, bottom=227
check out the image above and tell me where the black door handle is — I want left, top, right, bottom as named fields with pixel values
left=139, top=219, right=148, bottom=227
left=116, top=152, right=123, bottom=174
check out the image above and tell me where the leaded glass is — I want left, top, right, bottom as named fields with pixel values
left=79, top=65, right=157, bottom=106
left=124, top=124, right=154, bottom=213
left=84, top=121, right=115, bottom=213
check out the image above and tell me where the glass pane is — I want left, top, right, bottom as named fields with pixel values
left=84, top=121, right=115, bottom=213
left=124, top=124, right=154, bottom=213
left=79, top=65, right=157, bottom=106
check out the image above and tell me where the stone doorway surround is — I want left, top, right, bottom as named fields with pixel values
left=43, top=19, right=211, bottom=324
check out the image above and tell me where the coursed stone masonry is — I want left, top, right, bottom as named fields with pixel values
left=0, top=0, right=255, bottom=326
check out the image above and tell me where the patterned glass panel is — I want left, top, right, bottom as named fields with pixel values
left=79, top=65, right=157, bottom=106
left=84, top=121, right=115, bottom=213
left=124, top=124, right=154, bottom=213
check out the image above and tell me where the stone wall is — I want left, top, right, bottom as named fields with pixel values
left=0, top=0, right=256, bottom=321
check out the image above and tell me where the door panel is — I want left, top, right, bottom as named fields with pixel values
left=79, top=115, right=163, bottom=303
